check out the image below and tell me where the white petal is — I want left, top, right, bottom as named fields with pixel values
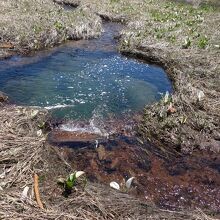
left=197, top=90, right=205, bottom=101
left=75, top=171, right=85, bottom=178
left=37, top=129, right=42, bottom=137
left=21, top=186, right=29, bottom=201
left=69, top=173, right=75, bottom=181
left=164, top=91, right=169, bottom=103
left=31, top=110, right=39, bottom=118
left=126, top=177, right=135, bottom=189
left=110, top=181, right=120, bottom=190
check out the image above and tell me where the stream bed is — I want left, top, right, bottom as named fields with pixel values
left=0, top=22, right=219, bottom=213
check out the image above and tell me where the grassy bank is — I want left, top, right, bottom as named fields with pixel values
left=0, top=0, right=102, bottom=57
left=117, top=0, right=220, bottom=152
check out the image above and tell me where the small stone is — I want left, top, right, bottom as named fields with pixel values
left=96, top=145, right=106, bottom=161
left=0, top=92, right=8, bottom=103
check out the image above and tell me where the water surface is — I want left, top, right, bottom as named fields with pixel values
left=0, top=23, right=172, bottom=120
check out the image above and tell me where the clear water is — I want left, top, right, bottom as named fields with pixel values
left=0, top=23, right=172, bottom=120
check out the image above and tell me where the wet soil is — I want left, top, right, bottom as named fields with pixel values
left=50, top=130, right=220, bottom=213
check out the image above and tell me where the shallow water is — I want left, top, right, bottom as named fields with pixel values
left=0, top=23, right=172, bottom=120
left=58, top=135, right=220, bottom=213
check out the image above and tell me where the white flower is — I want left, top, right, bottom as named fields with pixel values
left=126, top=177, right=135, bottom=189
left=110, top=182, right=120, bottom=190
left=75, top=171, right=85, bottom=178
left=197, top=90, right=205, bottom=101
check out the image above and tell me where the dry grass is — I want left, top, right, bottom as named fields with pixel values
left=0, top=0, right=102, bottom=54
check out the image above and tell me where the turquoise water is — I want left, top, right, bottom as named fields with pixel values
left=0, top=24, right=172, bottom=120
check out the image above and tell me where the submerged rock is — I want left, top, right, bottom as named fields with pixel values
left=48, top=130, right=105, bottom=146
left=0, top=92, right=8, bottom=104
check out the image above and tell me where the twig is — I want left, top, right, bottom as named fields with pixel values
left=34, top=173, right=44, bottom=209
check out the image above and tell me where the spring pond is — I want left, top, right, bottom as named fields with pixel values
left=0, top=23, right=172, bottom=120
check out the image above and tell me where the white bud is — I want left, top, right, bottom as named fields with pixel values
left=126, top=177, right=135, bottom=189
left=21, top=186, right=29, bottom=201
left=75, top=171, right=85, bottom=178
left=110, top=181, right=120, bottom=190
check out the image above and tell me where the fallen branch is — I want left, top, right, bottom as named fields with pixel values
left=34, top=173, right=44, bottom=209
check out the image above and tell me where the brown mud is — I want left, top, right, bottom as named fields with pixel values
left=49, top=127, right=220, bottom=213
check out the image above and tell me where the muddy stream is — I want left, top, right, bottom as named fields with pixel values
left=0, top=23, right=219, bottom=213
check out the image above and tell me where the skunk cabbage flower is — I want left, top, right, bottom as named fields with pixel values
left=110, top=181, right=120, bottom=190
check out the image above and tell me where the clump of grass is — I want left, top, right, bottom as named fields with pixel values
left=197, top=35, right=209, bottom=48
